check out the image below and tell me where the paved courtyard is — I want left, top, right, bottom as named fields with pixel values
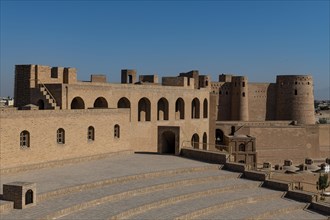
left=0, top=153, right=328, bottom=219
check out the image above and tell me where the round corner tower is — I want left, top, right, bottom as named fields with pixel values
left=276, top=75, right=315, bottom=124
left=231, top=76, right=249, bottom=121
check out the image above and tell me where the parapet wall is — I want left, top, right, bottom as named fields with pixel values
left=0, top=109, right=131, bottom=169
left=216, top=122, right=329, bottom=164
left=162, top=76, right=193, bottom=88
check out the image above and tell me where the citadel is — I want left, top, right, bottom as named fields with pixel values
left=0, top=64, right=328, bottom=168
left=0, top=64, right=329, bottom=218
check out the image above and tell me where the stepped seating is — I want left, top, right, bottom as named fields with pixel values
left=199, top=199, right=306, bottom=220
left=0, top=200, right=13, bottom=214
left=0, top=154, right=327, bottom=220
left=1, top=165, right=233, bottom=219
left=273, top=208, right=329, bottom=220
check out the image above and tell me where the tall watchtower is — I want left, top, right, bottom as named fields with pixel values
left=231, top=76, right=249, bottom=121
left=276, top=75, right=315, bottom=124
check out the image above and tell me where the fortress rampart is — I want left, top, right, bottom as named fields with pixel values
left=212, top=74, right=315, bottom=125
left=0, top=64, right=325, bottom=170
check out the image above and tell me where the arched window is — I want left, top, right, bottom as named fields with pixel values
left=202, top=132, right=207, bottom=150
left=138, top=98, right=151, bottom=121
left=242, top=92, right=245, bottom=97
left=239, top=143, right=245, bottom=152
left=117, top=97, right=131, bottom=108
left=191, top=133, right=200, bottom=149
left=57, top=128, right=65, bottom=144
left=25, top=189, right=33, bottom=205
left=203, top=99, right=208, bottom=118
left=295, top=89, right=297, bottom=95
left=71, top=97, right=85, bottom=109
left=191, top=98, right=200, bottom=119
left=114, top=124, right=120, bottom=138
left=157, top=98, right=169, bottom=120
left=88, top=126, right=95, bottom=141
left=93, top=97, right=108, bottom=108
left=37, top=99, right=44, bottom=110
left=175, top=98, right=185, bottom=120
left=20, top=130, right=30, bottom=148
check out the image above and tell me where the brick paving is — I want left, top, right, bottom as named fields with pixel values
left=60, top=182, right=262, bottom=219
left=202, top=198, right=306, bottom=219
left=1, top=172, right=242, bottom=219
left=128, top=188, right=281, bottom=220
left=275, top=209, right=328, bottom=219
left=0, top=154, right=212, bottom=194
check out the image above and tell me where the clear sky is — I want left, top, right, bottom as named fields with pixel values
left=1, top=0, right=329, bottom=99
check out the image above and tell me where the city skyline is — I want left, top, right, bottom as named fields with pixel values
left=1, top=1, right=329, bottom=99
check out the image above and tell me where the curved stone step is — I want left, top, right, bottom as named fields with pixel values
left=38, top=164, right=221, bottom=202
left=0, top=200, right=14, bottom=214
left=128, top=187, right=282, bottom=220
left=53, top=178, right=259, bottom=220
left=173, top=193, right=285, bottom=220
left=175, top=192, right=290, bottom=220
left=243, top=203, right=310, bottom=220
left=109, top=182, right=262, bottom=220
left=22, top=172, right=234, bottom=220
left=273, top=208, right=328, bottom=220
left=192, top=197, right=305, bottom=220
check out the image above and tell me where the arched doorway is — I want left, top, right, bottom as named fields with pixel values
left=202, top=132, right=207, bottom=150
left=158, top=126, right=179, bottom=155
left=203, top=98, right=208, bottom=118
left=138, top=97, right=151, bottom=121
left=93, top=97, right=108, bottom=108
left=191, top=133, right=199, bottom=149
left=160, top=131, right=175, bottom=154
left=25, top=189, right=33, bottom=205
left=157, top=98, right=169, bottom=120
left=191, top=98, right=200, bottom=119
left=117, top=97, right=131, bottom=108
left=175, top=98, right=185, bottom=120
left=71, top=97, right=85, bottom=109
left=37, top=99, right=44, bottom=110
left=215, top=129, right=224, bottom=145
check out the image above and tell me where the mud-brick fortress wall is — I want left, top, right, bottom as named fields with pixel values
left=0, top=109, right=131, bottom=169
left=58, top=82, right=210, bottom=153
left=2, top=65, right=211, bottom=169
left=211, top=74, right=315, bottom=124
left=216, top=121, right=329, bottom=164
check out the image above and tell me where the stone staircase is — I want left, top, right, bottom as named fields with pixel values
left=1, top=165, right=327, bottom=220
left=39, top=83, right=59, bottom=110
left=0, top=154, right=328, bottom=220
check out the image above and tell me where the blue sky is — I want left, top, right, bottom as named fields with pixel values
left=1, top=1, right=329, bottom=99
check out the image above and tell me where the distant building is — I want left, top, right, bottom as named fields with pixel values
left=0, top=97, right=14, bottom=107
